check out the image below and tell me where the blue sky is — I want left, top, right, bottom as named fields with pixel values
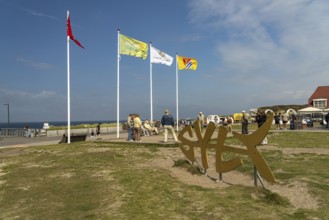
left=1, top=0, right=329, bottom=123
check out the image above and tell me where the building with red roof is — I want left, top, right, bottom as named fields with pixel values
left=308, top=86, right=329, bottom=109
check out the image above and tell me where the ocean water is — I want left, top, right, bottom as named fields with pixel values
left=0, top=120, right=121, bottom=129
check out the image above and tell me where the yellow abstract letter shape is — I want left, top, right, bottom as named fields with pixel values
left=178, top=113, right=276, bottom=183
left=178, top=120, right=216, bottom=169
left=178, top=124, right=196, bottom=162
left=215, top=126, right=243, bottom=173
left=232, top=113, right=276, bottom=183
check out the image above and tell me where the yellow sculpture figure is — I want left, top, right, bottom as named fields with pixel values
left=178, top=125, right=196, bottom=162
left=215, top=126, right=243, bottom=173
left=178, top=119, right=216, bottom=170
left=178, top=113, right=276, bottom=183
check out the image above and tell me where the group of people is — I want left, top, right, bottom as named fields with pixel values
left=90, top=109, right=273, bottom=144
left=221, top=115, right=234, bottom=132
left=89, top=109, right=329, bottom=146
left=126, top=109, right=179, bottom=143
left=240, top=110, right=268, bottom=145
left=274, top=112, right=290, bottom=130
left=127, top=113, right=159, bottom=142
left=195, top=112, right=234, bottom=132
left=90, top=123, right=101, bottom=141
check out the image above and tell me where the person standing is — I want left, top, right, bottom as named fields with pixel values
left=325, top=112, right=329, bottom=129
left=256, top=110, right=267, bottom=144
left=290, top=113, right=297, bottom=130
left=256, top=111, right=264, bottom=127
left=133, top=114, right=142, bottom=142
left=274, top=113, right=281, bottom=130
left=127, top=114, right=134, bottom=141
left=96, top=123, right=101, bottom=139
left=241, top=110, right=249, bottom=134
left=197, top=112, right=205, bottom=130
left=281, top=112, right=289, bottom=130
left=161, top=109, right=178, bottom=143
left=227, top=116, right=233, bottom=132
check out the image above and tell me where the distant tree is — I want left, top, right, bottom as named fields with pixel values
left=258, top=104, right=307, bottom=113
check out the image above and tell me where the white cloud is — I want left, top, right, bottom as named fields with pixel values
left=17, top=58, right=52, bottom=70
left=34, top=91, right=57, bottom=98
left=188, top=0, right=329, bottom=105
left=0, top=87, right=63, bottom=122
left=22, top=8, right=58, bottom=20
left=0, top=88, right=56, bottom=99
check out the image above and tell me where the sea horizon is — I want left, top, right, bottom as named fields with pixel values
left=0, top=120, right=125, bottom=129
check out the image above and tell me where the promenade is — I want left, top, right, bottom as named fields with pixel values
left=0, top=126, right=327, bottom=149
left=0, top=131, right=178, bottom=148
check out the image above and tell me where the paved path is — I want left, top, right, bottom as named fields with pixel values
left=0, top=131, right=177, bottom=148
left=0, top=136, right=62, bottom=148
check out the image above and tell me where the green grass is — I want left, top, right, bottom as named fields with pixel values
left=267, top=132, right=329, bottom=148
left=0, top=132, right=329, bottom=219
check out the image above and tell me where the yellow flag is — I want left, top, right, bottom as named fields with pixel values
left=119, top=33, right=148, bottom=60
left=177, top=55, right=198, bottom=70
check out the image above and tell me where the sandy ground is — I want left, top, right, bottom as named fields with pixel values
left=150, top=146, right=329, bottom=210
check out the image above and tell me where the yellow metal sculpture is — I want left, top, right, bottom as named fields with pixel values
left=178, top=113, right=276, bottom=183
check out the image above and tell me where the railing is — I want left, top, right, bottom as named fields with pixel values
left=0, top=126, right=122, bottom=137
left=0, top=128, right=26, bottom=137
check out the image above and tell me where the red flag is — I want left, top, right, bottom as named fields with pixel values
left=67, top=15, right=84, bottom=48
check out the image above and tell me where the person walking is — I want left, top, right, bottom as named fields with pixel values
left=241, top=110, right=249, bottom=134
left=161, top=109, right=178, bottom=143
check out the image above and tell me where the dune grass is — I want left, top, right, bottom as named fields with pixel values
left=0, top=131, right=329, bottom=219
left=48, top=123, right=119, bottom=130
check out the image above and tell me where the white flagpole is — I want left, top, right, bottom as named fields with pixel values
left=150, top=42, right=153, bottom=122
left=67, top=10, right=71, bottom=144
left=116, top=29, right=120, bottom=138
left=176, top=53, right=179, bottom=131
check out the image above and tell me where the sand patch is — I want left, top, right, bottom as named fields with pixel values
left=150, top=147, right=320, bottom=210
